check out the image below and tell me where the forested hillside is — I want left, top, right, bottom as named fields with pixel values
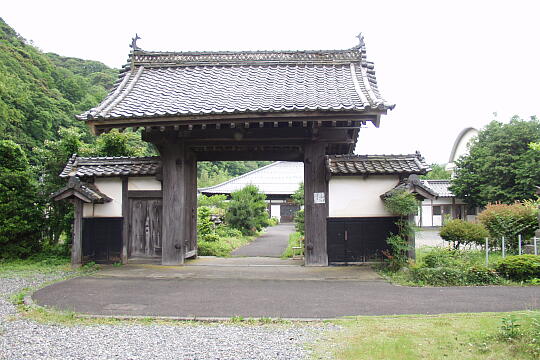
left=0, top=18, right=114, bottom=153
left=0, top=17, right=268, bottom=183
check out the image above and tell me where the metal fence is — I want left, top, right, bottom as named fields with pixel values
left=484, top=235, right=539, bottom=265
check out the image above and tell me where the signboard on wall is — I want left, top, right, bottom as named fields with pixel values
left=313, top=192, right=325, bottom=204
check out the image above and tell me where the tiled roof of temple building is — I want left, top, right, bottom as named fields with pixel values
left=78, top=35, right=394, bottom=120
left=199, top=161, right=304, bottom=195
left=60, top=154, right=160, bottom=178
left=326, top=153, right=430, bottom=175
left=422, top=180, right=454, bottom=197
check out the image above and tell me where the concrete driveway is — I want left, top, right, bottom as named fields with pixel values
left=32, top=259, right=540, bottom=319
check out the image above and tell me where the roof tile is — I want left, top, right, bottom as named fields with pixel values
left=327, top=153, right=430, bottom=175
left=78, top=44, right=394, bottom=121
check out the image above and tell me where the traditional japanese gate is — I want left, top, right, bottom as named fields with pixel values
left=74, top=35, right=393, bottom=266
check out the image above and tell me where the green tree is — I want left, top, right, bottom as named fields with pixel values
left=421, top=164, right=451, bottom=180
left=224, top=185, right=269, bottom=235
left=451, top=116, right=540, bottom=207
left=34, top=127, right=85, bottom=244
left=88, top=129, right=154, bottom=157
left=0, top=140, right=44, bottom=258
left=291, top=182, right=304, bottom=206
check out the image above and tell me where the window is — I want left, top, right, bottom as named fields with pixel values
left=433, top=206, right=442, bottom=215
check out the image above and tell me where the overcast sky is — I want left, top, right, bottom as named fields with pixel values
left=3, top=0, right=539, bottom=163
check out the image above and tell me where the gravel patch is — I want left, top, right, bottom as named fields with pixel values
left=0, top=272, right=334, bottom=360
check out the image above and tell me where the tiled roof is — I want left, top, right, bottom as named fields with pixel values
left=60, top=154, right=160, bottom=178
left=199, top=161, right=304, bottom=195
left=382, top=175, right=437, bottom=199
left=422, top=180, right=454, bottom=197
left=327, top=152, right=430, bottom=175
left=51, top=177, right=112, bottom=203
left=78, top=36, right=393, bottom=121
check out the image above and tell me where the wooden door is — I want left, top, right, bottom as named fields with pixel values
left=129, top=198, right=162, bottom=258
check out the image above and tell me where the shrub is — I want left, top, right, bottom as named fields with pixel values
left=225, top=185, right=269, bottom=235
left=197, top=206, right=214, bottom=238
left=495, top=255, right=540, bottom=281
left=383, top=190, right=418, bottom=216
left=422, top=248, right=461, bottom=268
left=268, top=217, right=279, bottom=226
left=439, top=219, right=489, bottom=249
left=215, top=225, right=243, bottom=238
left=294, top=209, right=304, bottom=235
left=478, top=202, right=538, bottom=251
left=197, top=194, right=228, bottom=209
left=411, top=265, right=501, bottom=286
left=382, top=234, right=409, bottom=271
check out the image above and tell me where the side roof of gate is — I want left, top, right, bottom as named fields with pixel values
left=60, top=154, right=161, bottom=178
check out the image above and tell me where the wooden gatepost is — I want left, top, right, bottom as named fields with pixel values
left=74, top=34, right=393, bottom=266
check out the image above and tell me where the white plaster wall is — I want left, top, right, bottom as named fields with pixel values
left=328, top=175, right=400, bottom=218
left=270, top=205, right=281, bottom=221
left=83, top=178, right=123, bottom=217
left=128, top=176, right=162, bottom=191
left=416, top=204, right=434, bottom=227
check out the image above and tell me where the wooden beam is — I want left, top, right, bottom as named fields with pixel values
left=304, top=141, right=328, bottom=266
left=194, top=150, right=303, bottom=161
left=121, top=177, right=129, bottom=264
left=71, top=199, right=83, bottom=267
left=127, top=190, right=163, bottom=198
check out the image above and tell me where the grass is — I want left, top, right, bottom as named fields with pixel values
left=281, top=231, right=303, bottom=258
left=314, top=311, right=540, bottom=360
left=0, top=255, right=71, bottom=278
left=197, top=233, right=258, bottom=257
left=415, top=246, right=504, bottom=267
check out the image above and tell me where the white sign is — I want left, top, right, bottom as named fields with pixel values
left=313, top=192, right=325, bottom=204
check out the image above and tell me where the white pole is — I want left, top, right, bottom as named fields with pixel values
left=502, top=236, right=506, bottom=258
left=518, top=234, right=522, bottom=255
left=535, top=237, right=538, bottom=256
left=485, top=237, right=489, bottom=266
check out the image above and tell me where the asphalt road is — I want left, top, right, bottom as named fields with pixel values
left=33, top=275, right=539, bottom=319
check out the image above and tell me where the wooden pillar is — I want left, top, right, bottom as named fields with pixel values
left=185, top=150, right=198, bottom=258
left=158, top=140, right=196, bottom=265
left=71, top=199, right=83, bottom=267
left=121, top=177, right=129, bottom=264
left=303, top=141, right=328, bottom=266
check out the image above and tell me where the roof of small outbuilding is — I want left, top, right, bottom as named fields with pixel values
left=60, top=154, right=160, bottom=178
left=422, top=179, right=454, bottom=197
left=326, top=152, right=430, bottom=175
left=78, top=36, right=394, bottom=121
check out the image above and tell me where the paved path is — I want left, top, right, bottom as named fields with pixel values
left=231, top=223, right=294, bottom=257
left=33, top=263, right=539, bottom=319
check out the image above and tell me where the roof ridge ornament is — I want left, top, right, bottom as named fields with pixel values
left=130, top=34, right=141, bottom=51
left=356, top=33, right=365, bottom=48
